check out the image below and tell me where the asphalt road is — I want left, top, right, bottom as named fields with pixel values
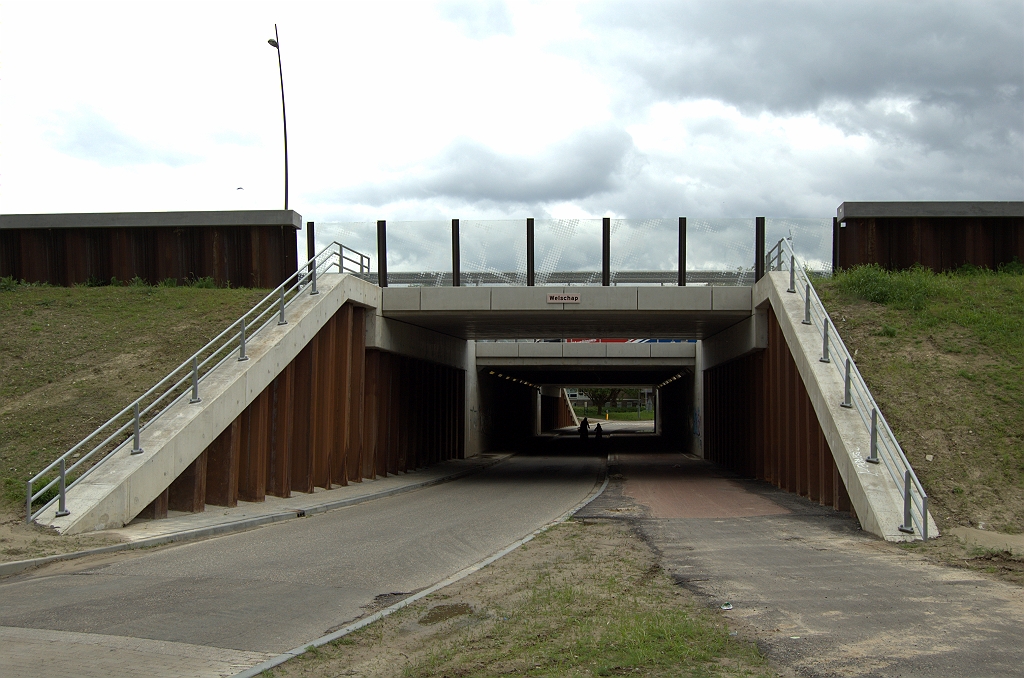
left=0, top=455, right=602, bottom=658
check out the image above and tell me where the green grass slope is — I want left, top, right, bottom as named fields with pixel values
left=816, top=263, right=1024, bottom=534
left=0, top=282, right=267, bottom=519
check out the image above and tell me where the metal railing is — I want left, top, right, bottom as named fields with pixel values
left=26, top=242, right=370, bottom=523
left=766, top=238, right=929, bottom=539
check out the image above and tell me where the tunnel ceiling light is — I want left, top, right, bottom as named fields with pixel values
left=489, top=371, right=495, bottom=375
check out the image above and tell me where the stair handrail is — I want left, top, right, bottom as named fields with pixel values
left=765, top=238, right=930, bottom=539
left=26, top=242, right=370, bottom=522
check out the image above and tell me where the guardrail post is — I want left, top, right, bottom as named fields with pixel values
left=788, top=254, right=796, bottom=293
left=922, top=497, right=929, bottom=540
left=866, top=408, right=880, bottom=463
left=602, top=217, right=610, bottom=286
left=238, top=319, right=250, bottom=362
left=527, top=218, right=535, bottom=287
left=55, top=458, right=70, bottom=517
left=802, top=284, right=812, bottom=324
left=190, top=356, right=202, bottom=403
left=820, top=317, right=831, bottom=363
left=755, top=217, right=765, bottom=281
left=277, top=287, right=288, bottom=325
left=131, top=402, right=144, bottom=455
left=306, top=221, right=316, bottom=284
left=377, top=220, right=388, bottom=288
left=25, top=480, right=31, bottom=522
left=452, top=218, right=461, bottom=287
left=841, top=358, right=852, bottom=408
left=678, top=217, right=686, bottom=286
left=899, top=470, right=915, bottom=534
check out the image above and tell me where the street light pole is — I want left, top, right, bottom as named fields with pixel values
left=268, top=24, right=288, bottom=210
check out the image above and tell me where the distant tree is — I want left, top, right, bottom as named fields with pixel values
left=580, top=388, right=621, bottom=415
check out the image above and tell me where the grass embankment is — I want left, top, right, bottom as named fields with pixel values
left=573, top=407, right=656, bottom=422
left=264, top=520, right=772, bottom=678
left=816, top=264, right=1024, bottom=537
left=0, top=280, right=266, bottom=559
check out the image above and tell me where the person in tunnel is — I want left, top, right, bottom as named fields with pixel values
left=579, top=417, right=589, bottom=440
left=594, top=423, right=604, bottom=448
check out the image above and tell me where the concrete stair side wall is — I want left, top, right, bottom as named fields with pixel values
left=753, top=272, right=936, bottom=540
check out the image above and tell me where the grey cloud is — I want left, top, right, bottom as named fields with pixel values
left=52, top=109, right=199, bottom=167
left=583, top=1, right=1022, bottom=114
left=438, top=0, right=514, bottom=39
left=333, top=126, right=635, bottom=206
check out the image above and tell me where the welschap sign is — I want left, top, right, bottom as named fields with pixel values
left=546, top=293, right=581, bottom=304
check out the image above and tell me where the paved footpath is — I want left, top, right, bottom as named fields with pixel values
left=0, top=455, right=602, bottom=678
left=581, top=453, right=1024, bottom=678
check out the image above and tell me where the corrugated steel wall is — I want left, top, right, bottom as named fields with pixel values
left=540, top=391, right=575, bottom=431
left=836, top=217, right=1024, bottom=271
left=140, top=302, right=465, bottom=518
left=703, top=305, right=853, bottom=514
left=0, top=225, right=298, bottom=288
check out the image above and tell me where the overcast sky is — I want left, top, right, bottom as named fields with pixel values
left=1, top=1, right=1021, bottom=267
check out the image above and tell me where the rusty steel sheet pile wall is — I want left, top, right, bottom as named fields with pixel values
left=540, top=391, right=575, bottom=431
left=836, top=216, right=1024, bottom=272
left=703, top=306, right=852, bottom=514
left=1, top=222, right=298, bottom=288
left=140, top=303, right=465, bottom=518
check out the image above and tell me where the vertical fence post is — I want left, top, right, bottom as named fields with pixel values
left=526, top=218, right=535, bottom=287
left=377, top=220, right=388, bottom=288
left=306, top=221, right=316, bottom=285
left=277, top=286, right=288, bottom=325
left=451, top=218, right=461, bottom=287
left=25, top=480, right=32, bottom=522
left=310, top=259, right=319, bottom=295
left=820, top=318, right=831, bottom=363
left=788, top=255, right=796, bottom=293
left=802, top=284, right=812, bottom=324
left=190, top=356, right=202, bottom=403
left=55, top=458, right=70, bottom=517
left=678, top=216, right=686, bottom=286
left=131, top=402, right=144, bottom=455
left=755, top=217, right=765, bottom=281
left=602, top=217, right=610, bottom=286
left=899, top=470, right=915, bottom=533
left=866, top=408, right=880, bottom=463
left=841, top=358, right=852, bottom=408
left=238, top=319, right=249, bottom=362
left=832, top=216, right=839, bottom=274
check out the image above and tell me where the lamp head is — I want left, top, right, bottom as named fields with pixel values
left=268, top=38, right=279, bottom=48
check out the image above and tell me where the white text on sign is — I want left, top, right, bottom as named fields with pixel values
left=547, top=293, right=581, bottom=304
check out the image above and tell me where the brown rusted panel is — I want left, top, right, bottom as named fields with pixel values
left=347, top=307, right=366, bottom=482
left=206, top=418, right=241, bottom=507
left=168, top=450, right=207, bottom=513
left=820, top=429, right=834, bottom=507
left=139, top=488, right=169, bottom=520
left=311, top=315, right=336, bottom=489
left=330, top=305, right=353, bottom=486
left=378, top=352, right=393, bottom=477
left=391, top=354, right=400, bottom=470
left=290, top=344, right=314, bottom=494
left=363, top=349, right=380, bottom=479
left=836, top=464, right=853, bottom=514
left=238, top=387, right=270, bottom=503
left=267, top=363, right=295, bottom=498
left=837, top=216, right=1024, bottom=272
left=806, top=396, right=821, bottom=502
left=397, top=356, right=409, bottom=472
left=795, top=377, right=808, bottom=497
